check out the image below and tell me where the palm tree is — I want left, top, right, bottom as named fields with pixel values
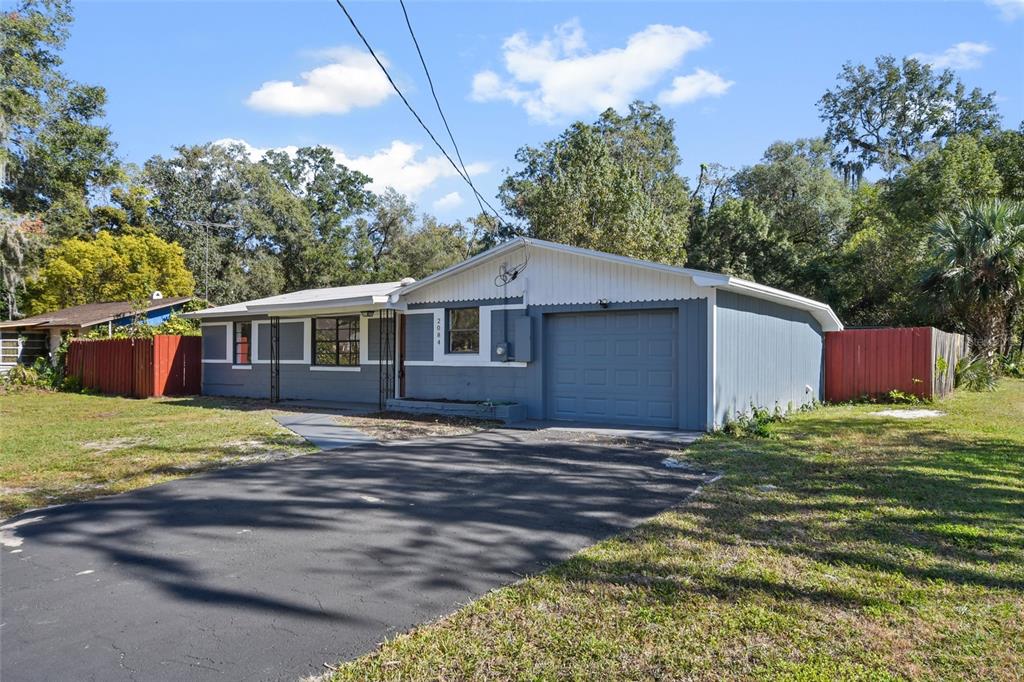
left=925, top=199, right=1024, bottom=355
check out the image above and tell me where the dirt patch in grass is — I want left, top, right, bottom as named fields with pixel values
left=0, top=393, right=315, bottom=519
left=335, top=411, right=501, bottom=441
left=80, top=436, right=155, bottom=454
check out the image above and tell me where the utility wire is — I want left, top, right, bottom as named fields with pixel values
left=331, top=0, right=509, bottom=229
left=397, top=0, right=486, bottom=219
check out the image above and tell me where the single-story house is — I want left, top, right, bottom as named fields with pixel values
left=186, top=238, right=842, bottom=431
left=0, top=293, right=192, bottom=370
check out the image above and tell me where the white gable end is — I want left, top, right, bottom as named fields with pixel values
left=400, top=243, right=711, bottom=306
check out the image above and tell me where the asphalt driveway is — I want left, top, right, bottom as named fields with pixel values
left=1, top=430, right=710, bottom=681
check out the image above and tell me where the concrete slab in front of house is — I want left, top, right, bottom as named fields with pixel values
left=273, top=412, right=375, bottom=450
left=508, top=420, right=704, bottom=446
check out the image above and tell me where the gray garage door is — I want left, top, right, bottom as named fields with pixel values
left=544, top=309, right=678, bottom=427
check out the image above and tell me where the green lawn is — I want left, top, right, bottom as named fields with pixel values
left=330, top=380, right=1024, bottom=681
left=0, top=391, right=313, bottom=518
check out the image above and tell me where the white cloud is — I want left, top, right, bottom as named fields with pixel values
left=658, top=68, right=734, bottom=105
left=246, top=47, right=393, bottom=115
left=911, top=42, right=993, bottom=70
left=987, top=0, right=1024, bottom=20
left=214, top=138, right=489, bottom=198
left=471, top=19, right=720, bottom=121
left=432, top=191, right=464, bottom=211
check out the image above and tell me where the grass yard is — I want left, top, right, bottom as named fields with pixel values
left=0, top=391, right=314, bottom=518
left=329, top=380, right=1024, bottom=681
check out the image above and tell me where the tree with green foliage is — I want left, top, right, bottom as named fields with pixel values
left=686, top=199, right=783, bottom=282
left=819, top=56, right=1000, bottom=177
left=500, top=101, right=690, bottom=265
left=726, top=138, right=851, bottom=298
left=924, top=200, right=1024, bottom=354
left=24, top=230, right=194, bottom=314
left=823, top=183, right=926, bottom=326
left=883, top=134, right=1003, bottom=228
left=143, top=143, right=287, bottom=303
left=984, top=124, right=1024, bottom=201
left=1, top=1, right=119, bottom=235
left=261, top=145, right=375, bottom=290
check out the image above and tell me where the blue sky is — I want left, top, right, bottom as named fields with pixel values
left=66, top=1, right=1024, bottom=221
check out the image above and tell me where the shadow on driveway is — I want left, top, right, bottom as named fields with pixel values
left=1, top=429, right=710, bottom=681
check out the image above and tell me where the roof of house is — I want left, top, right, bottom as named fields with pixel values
left=182, top=282, right=408, bottom=319
left=0, top=296, right=193, bottom=330
left=184, top=237, right=843, bottom=331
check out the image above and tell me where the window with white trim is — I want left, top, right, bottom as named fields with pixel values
left=314, top=316, right=359, bottom=366
left=234, top=322, right=252, bottom=364
left=448, top=308, right=479, bottom=353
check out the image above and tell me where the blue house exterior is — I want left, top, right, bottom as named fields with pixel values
left=187, top=238, right=842, bottom=431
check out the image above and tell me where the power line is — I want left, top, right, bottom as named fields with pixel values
left=398, top=0, right=486, bottom=219
left=331, top=0, right=510, bottom=229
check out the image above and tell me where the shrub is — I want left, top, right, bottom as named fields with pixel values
left=887, top=389, right=923, bottom=404
left=955, top=354, right=998, bottom=392
left=1, top=358, right=60, bottom=390
left=1001, top=350, right=1024, bottom=379
left=721, top=402, right=793, bottom=438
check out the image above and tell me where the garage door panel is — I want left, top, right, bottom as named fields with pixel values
left=648, top=369, right=674, bottom=386
left=545, top=309, right=678, bottom=427
left=648, top=338, right=673, bottom=357
left=614, top=400, right=640, bottom=417
left=615, top=339, right=639, bottom=356
left=648, top=401, right=674, bottom=419
left=615, top=369, right=639, bottom=386
left=647, top=310, right=676, bottom=332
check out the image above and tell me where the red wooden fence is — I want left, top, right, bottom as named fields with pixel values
left=824, top=327, right=967, bottom=402
left=65, top=335, right=201, bottom=398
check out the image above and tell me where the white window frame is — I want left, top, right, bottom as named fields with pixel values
left=402, top=304, right=527, bottom=368
left=200, top=322, right=231, bottom=364
left=252, top=319, right=311, bottom=365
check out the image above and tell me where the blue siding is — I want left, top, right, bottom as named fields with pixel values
left=367, top=318, right=395, bottom=361
left=405, top=365, right=537, bottom=407
left=490, top=308, right=527, bottom=361
left=202, top=325, right=227, bottom=361
left=202, top=363, right=383, bottom=403
left=111, top=303, right=186, bottom=328
left=714, top=291, right=823, bottom=425
left=256, top=321, right=304, bottom=361
left=404, top=313, right=434, bottom=361
left=404, top=299, right=707, bottom=429
left=678, top=298, right=708, bottom=430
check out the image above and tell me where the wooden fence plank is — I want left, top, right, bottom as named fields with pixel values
left=66, top=336, right=201, bottom=398
left=824, top=327, right=967, bottom=402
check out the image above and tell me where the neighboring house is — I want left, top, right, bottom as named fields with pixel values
left=0, top=293, right=192, bottom=370
left=185, top=238, right=842, bottom=431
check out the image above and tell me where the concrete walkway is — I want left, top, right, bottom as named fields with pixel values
left=509, top=420, right=704, bottom=446
left=273, top=412, right=374, bottom=450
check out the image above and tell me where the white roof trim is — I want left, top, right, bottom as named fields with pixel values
left=184, top=282, right=404, bottom=319
left=699, top=275, right=844, bottom=332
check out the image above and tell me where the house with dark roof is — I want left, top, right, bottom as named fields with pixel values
left=186, top=238, right=842, bottom=431
left=0, top=293, right=192, bottom=369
